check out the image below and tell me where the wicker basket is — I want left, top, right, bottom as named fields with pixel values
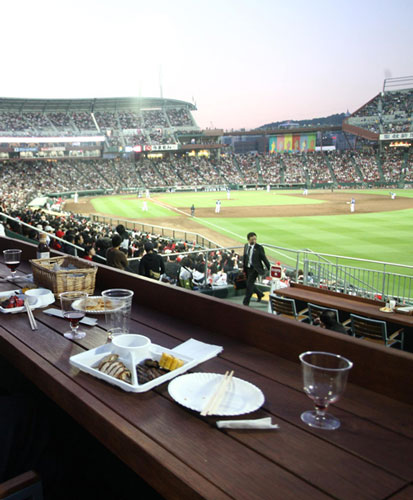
left=30, top=256, right=97, bottom=298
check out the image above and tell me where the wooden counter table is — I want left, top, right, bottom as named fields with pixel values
left=1, top=237, right=413, bottom=500
left=273, top=283, right=413, bottom=351
left=274, top=283, right=413, bottom=326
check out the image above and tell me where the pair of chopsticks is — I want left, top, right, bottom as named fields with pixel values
left=201, top=370, right=234, bottom=416
left=24, top=300, right=38, bottom=331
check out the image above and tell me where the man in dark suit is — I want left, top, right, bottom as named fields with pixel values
left=242, top=232, right=270, bottom=306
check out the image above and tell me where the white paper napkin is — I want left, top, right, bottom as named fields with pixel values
left=43, top=308, right=98, bottom=326
left=172, top=338, right=223, bottom=363
left=216, top=417, right=279, bottom=430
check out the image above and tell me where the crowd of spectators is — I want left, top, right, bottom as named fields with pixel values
left=0, top=151, right=410, bottom=213
left=0, top=112, right=31, bottom=133
left=166, top=108, right=193, bottom=127
left=147, top=130, right=176, bottom=145
left=124, top=131, right=150, bottom=146
left=137, top=159, right=165, bottom=187
left=352, top=97, right=379, bottom=118
left=236, top=154, right=259, bottom=184
left=350, top=90, right=413, bottom=134
left=353, top=151, right=381, bottom=182
left=304, top=153, right=332, bottom=185
left=0, top=106, right=196, bottom=139
left=142, top=110, right=168, bottom=128
left=326, top=151, right=363, bottom=184
left=216, top=155, right=244, bottom=184
left=0, top=204, right=242, bottom=288
left=71, top=112, right=96, bottom=131
left=257, top=154, right=282, bottom=184
left=118, top=111, right=143, bottom=129
left=380, top=150, right=405, bottom=181
left=381, top=89, right=413, bottom=115
left=94, top=112, right=118, bottom=130
left=382, top=120, right=412, bottom=133
left=281, top=154, right=307, bottom=184
left=47, top=113, right=72, bottom=128
left=403, top=152, right=413, bottom=182
left=151, top=159, right=182, bottom=185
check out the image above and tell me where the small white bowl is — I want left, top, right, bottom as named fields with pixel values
left=20, top=292, right=36, bottom=305
left=25, top=288, right=54, bottom=307
left=112, top=334, right=151, bottom=360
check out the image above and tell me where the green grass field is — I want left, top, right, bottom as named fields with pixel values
left=91, top=195, right=178, bottom=219
left=196, top=209, right=413, bottom=266
left=156, top=191, right=324, bottom=208
left=91, top=190, right=413, bottom=269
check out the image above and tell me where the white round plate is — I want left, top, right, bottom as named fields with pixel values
left=72, top=296, right=120, bottom=315
left=168, top=372, right=265, bottom=416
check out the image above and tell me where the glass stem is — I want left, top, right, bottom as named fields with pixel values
left=315, top=405, right=327, bottom=421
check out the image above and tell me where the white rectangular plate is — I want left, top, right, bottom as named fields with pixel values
left=0, top=289, right=53, bottom=314
left=69, top=343, right=197, bottom=393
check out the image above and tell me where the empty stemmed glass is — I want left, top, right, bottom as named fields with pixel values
left=3, top=249, right=22, bottom=280
left=60, top=291, right=88, bottom=339
left=299, top=351, right=353, bottom=430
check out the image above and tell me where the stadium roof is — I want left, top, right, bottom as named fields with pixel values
left=0, top=96, right=196, bottom=113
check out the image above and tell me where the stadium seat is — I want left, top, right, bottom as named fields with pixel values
left=269, top=294, right=308, bottom=321
left=307, top=302, right=351, bottom=327
left=350, top=314, right=404, bottom=349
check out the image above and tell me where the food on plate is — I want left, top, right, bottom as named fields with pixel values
left=137, top=354, right=185, bottom=384
left=380, top=307, right=393, bottom=312
left=75, top=297, right=114, bottom=312
left=84, top=297, right=106, bottom=312
left=0, top=295, right=24, bottom=309
left=136, top=358, right=168, bottom=384
left=159, top=352, right=184, bottom=371
left=95, top=354, right=131, bottom=383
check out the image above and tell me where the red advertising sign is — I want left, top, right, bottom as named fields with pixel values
left=270, top=266, right=282, bottom=278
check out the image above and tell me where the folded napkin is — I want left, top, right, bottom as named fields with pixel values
left=172, top=338, right=223, bottom=363
left=43, top=308, right=98, bottom=326
left=216, top=417, right=279, bottom=430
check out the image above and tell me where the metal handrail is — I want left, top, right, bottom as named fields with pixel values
left=90, top=213, right=221, bottom=249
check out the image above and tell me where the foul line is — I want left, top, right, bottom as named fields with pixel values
left=153, top=198, right=296, bottom=263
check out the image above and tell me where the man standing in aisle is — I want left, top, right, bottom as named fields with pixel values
left=242, top=232, right=270, bottom=306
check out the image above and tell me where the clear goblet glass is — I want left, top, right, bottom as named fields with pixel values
left=299, top=351, right=353, bottom=430
left=60, top=291, right=88, bottom=340
left=3, top=249, right=22, bottom=280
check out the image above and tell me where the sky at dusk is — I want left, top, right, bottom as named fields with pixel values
left=1, top=0, right=412, bottom=130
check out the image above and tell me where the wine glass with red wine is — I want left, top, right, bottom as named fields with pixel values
left=60, top=291, right=88, bottom=339
left=299, top=351, right=353, bottom=430
left=3, top=249, right=22, bottom=280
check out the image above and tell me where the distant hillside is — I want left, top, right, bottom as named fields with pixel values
left=258, top=112, right=348, bottom=130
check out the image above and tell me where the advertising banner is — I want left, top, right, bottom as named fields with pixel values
left=268, top=133, right=318, bottom=153
left=299, top=135, right=308, bottom=152
left=380, top=132, right=413, bottom=140
left=276, top=135, right=285, bottom=152
left=284, top=134, right=293, bottom=152
left=269, top=136, right=277, bottom=153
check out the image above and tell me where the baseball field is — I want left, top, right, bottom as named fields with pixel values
left=67, top=189, right=413, bottom=271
